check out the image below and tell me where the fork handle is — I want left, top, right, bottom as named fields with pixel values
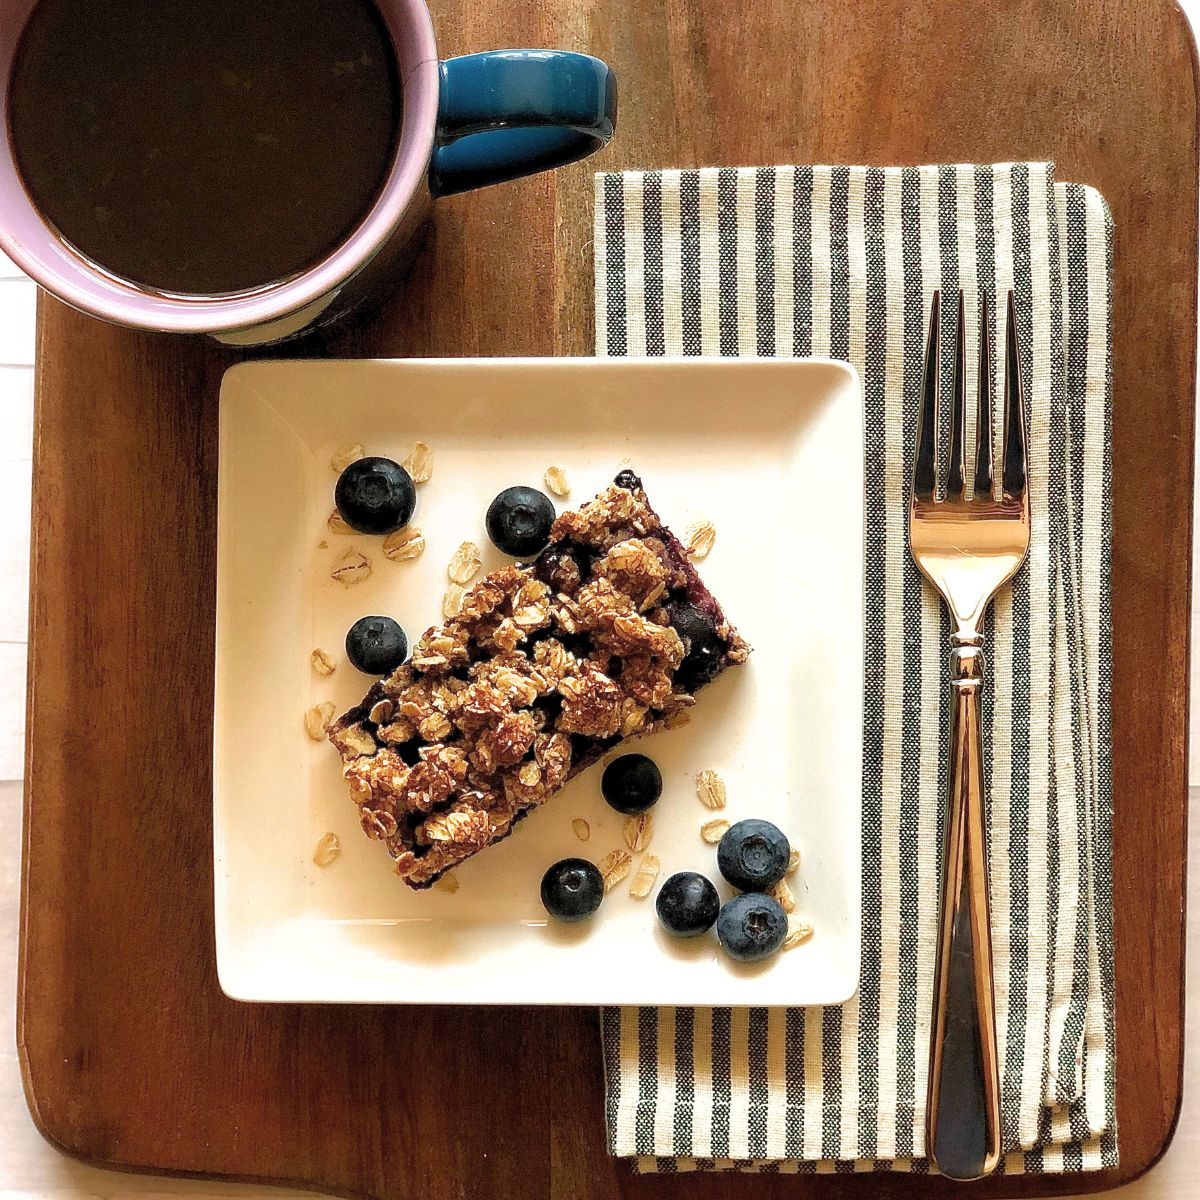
left=926, top=639, right=1002, bottom=1180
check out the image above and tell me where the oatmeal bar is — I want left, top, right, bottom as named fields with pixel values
left=328, top=470, right=750, bottom=888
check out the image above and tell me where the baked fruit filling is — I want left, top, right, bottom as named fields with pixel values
left=328, top=471, right=750, bottom=888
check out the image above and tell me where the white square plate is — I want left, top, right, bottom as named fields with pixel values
left=215, top=357, right=863, bottom=1006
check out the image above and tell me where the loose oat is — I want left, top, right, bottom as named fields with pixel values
left=629, top=853, right=660, bottom=899
left=361, top=806, right=397, bottom=841
left=419, top=712, right=454, bottom=741
left=411, top=653, right=449, bottom=671
left=685, top=520, right=716, bottom=559
left=402, top=441, right=433, bottom=483
left=638, top=581, right=666, bottom=613
left=447, top=541, right=483, bottom=585
left=572, top=818, right=591, bottom=841
left=346, top=773, right=372, bottom=805
left=331, top=443, right=364, bottom=472
left=544, top=466, right=570, bottom=497
left=328, top=509, right=354, bottom=535
left=369, top=699, right=396, bottom=724
left=598, top=848, right=632, bottom=892
left=769, top=877, right=796, bottom=913
left=334, top=723, right=377, bottom=758
left=425, top=811, right=481, bottom=843
left=331, top=548, right=371, bottom=585
left=383, top=526, right=424, bottom=561
left=623, top=813, right=653, bottom=852
left=313, top=832, right=341, bottom=867
left=695, top=768, right=727, bottom=810
left=443, top=583, right=465, bottom=618
left=311, top=648, right=337, bottom=676
left=434, top=873, right=460, bottom=893
left=783, top=920, right=814, bottom=950
left=318, top=539, right=328, bottom=550
left=787, top=847, right=801, bottom=876
left=700, top=818, right=731, bottom=844
left=304, top=700, right=336, bottom=740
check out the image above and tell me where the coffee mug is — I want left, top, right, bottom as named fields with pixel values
left=0, top=0, right=615, bottom=345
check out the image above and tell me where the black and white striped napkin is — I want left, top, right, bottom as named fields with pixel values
left=594, top=163, right=1115, bottom=1174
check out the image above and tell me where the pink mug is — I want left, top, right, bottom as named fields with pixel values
left=0, top=0, right=616, bottom=345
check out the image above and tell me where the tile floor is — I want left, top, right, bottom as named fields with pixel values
left=0, top=251, right=32, bottom=786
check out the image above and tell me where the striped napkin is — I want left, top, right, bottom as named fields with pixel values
left=594, top=163, right=1116, bottom=1174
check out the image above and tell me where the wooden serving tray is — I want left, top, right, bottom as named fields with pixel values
left=18, top=0, right=1196, bottom=1195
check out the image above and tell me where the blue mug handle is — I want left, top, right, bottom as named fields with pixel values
left=430, top=50, right=617, bottom=197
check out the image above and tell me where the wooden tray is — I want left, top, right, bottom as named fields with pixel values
left=18, top=0, right=1196, bottom=1195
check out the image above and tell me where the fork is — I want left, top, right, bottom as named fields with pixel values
left=910, top=290, right=1030, bottom=1180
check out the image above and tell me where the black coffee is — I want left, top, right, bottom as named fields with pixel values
left=8, top=0, right=400, bottom=296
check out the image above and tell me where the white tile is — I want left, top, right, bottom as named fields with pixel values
left=0, top=281, right=37, bottom=367
left=0, top=367, right=34, bottom=461
left=0, top=642, right=25, bottom=780
left=0, top=247, right=25, bottom=280
left=0, top=461, right=30, bottom=643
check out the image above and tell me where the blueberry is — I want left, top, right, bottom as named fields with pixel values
left=601, top=753, right=662, bottom=814
left=655, top=871, right=720, bottom=938
left=533, top=541, right=592, bottom=592
left=670, top=604, right=725, bottom=691
left=346, top=615, right=408, bottom=676
left=540, top=857, right=604, bottom=922
left=612, top=468, right=642, bottom=490
left=716, top=892, right=787, bottom=962
left=486, top=485, right=556, bottom=557
left=717, top=819, right=791, bottom=892
left=335, top=456, right=416, bottom=535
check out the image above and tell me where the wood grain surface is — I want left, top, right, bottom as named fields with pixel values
left=17, top=0, right=1198, bottom=1196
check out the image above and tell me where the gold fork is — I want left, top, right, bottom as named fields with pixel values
left=910, top=290, right=1030, bottom=1180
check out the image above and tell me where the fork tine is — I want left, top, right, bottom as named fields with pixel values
left=913, top=291, right=940, bottom=501
left=1001, top=290, right=1027, bottom=501
left=974, top=292, right=994, bottom=498
left=945, top=291, right=967, bottom=498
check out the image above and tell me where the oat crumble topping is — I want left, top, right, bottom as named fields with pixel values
left=328, top=472, right=750, bottom=888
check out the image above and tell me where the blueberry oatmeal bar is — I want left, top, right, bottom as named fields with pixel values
left=328, top=471, right=750, bottom=888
